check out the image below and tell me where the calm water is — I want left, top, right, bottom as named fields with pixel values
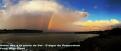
left=0, top=33, right=98, bottom=44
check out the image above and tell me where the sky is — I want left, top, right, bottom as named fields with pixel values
left=58, top=0, right=121, bottom=20
left=0, top=0, right=121, bottom=32
left=1, top=0, right=121, bottom=20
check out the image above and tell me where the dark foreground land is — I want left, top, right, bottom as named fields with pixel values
left=0, top=28, right=121, bottom=51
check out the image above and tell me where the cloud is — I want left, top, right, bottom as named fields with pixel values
left=0, top=0, right=120, bottom=32
left=48, top=11, right=88, bottom=32
left=0, top=0, right=88, bottom=32
left=1, top=0, right=120, bottom=32
left=73, top=19, right=120, bottom=31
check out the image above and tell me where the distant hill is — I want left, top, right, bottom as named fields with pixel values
left=0, top=28, right=121, bottom=34
left=0, top=29, right=43, bottom=33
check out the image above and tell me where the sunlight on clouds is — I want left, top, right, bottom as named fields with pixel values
left=74, top=19, right=120, bottom=27
left=21, top=0, right=62, bottom=12
left=1, top=0, right=119, bottom=32
left=0, top=0, right=88, bottom=32
left=73, top=19, right=120, bottom=31
left=48, top=11, right=88, bottom=32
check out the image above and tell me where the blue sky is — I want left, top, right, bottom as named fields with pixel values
left=58, top=0, right=121, bottom=20
left=0, top=0, right=121, bottom=20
